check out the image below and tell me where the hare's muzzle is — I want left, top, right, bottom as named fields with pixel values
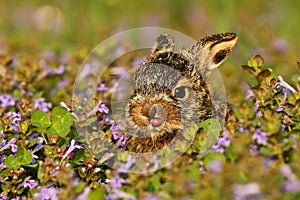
left=149, top=104, right=166, bottom=127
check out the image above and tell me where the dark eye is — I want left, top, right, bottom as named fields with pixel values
left=174, top=86, right=187, bottom=98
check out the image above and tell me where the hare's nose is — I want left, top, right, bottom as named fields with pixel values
left=149, top=104, right=166, bottom=127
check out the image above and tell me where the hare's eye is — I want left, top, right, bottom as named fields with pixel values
left=174, top=86, right=187, bottom=98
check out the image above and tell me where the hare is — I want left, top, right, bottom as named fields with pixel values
left=117, top=33, right=238, bottom=153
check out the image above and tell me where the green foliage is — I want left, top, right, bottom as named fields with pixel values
left=46, top=106, right=74, bottom=137
left=31, top=110, right=51, bottom=128
left=4, top=148, right=32, bottom=169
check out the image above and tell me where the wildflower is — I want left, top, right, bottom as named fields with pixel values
left=0, top=155, right=7, bottom=168
left=61, top=139, right=82, bottom=161
left=0, top=94, right=16, bottom=108
left=276, top=106, right=284, bottom=112
left=282, top=179, right=300, bottom=192
left=199, top=162, right=206, bottom=174
left=97, top=83, right=109, bottom=92
left=275, top=76, right=296, bottom=93
left=244, top=88, right=255, bottom=100
left=250, top=144, right=259, bottom=156
left=145, top=194, right=160, bottom=200
left=0, top=138, right=18, bottom=153
left=252, top=128, right=268, bottom=145
left=280, top=164, right=300, bottom=192
left=94, top=101, right=109, bottom=114
left=34, top=186, right=59, bottom=200
left=6, top=112, right=22, bottom=132
left=57, top=79, right=68, bottom=89
left=23, top=177, right=38, bottom=189
left=107, top=119, right=120, bottom=140
left=0, top=194, right=7, bottom=200
left=211, top=133, right=231, bottom=153
left=232, top=182, right=261, bottom=200
left=131, top=57, right=146, bottom=67
left=120, top=154, right=135, bottom=172
left=45, top=65, right=65, bottom=75
left=207, top=158, right=223, bottom=173
left=34, top=98, right=52, bottom=113
left=110, top=174, right=125, bottom=189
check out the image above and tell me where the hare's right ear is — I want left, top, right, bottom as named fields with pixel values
left=200, top=33, right=238, bottom=70
left=151, top=34, right=175, bottom=54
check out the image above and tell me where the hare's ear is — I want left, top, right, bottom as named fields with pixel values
left=201, top=33, right=238, bottom=70
left=151, top=34, right=175, bottom=54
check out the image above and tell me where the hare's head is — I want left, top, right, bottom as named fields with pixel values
left=119, top=33, right=238, bottom=153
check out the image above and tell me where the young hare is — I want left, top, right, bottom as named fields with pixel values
left=118, top=33, right=238, bottom=153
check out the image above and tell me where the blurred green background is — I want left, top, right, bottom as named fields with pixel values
left=0, top=0, right=299, bottom=98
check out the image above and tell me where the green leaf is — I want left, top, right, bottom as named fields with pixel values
left=46, top=124, right=71, bottom=137
left=52, top=106, right=73, bottom=127
left=31, top=110, right=51, bottom=128
left=259, top=147, right=275, bottom=156
left=46, top=106, right=74, bottom=137
left=198, top=118, right=222, bottom=134
left=4, top=155, right=21, bottom=169
left=242, top=65, right=256, bottom=75
left=198, top=119, right=222, bottom=158
left=27, top=138, right=39, bottom=148
left=257, top=69, right=272, bottom=82
left=16, top=148, right=32, bottom=165
left=247, top=55, right=264, bottom=69
left=88, top=186, right=105, bottom=200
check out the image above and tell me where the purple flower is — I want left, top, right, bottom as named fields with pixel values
left=34, top=186, right=59, bottom=200
left=23, top=177, right=38, bottom=188
left=0, top=138, right=18, bottom=153
left=110, top=174, right=125, bottom=189
left=120, top=154, right=135, bottom=172
left=275, top=76, right=296, bottom=93
left=238, top=127, right=248, bottom=133
left=95, top=101, right=109, bottom=114
left=57, top=79, right=68, bottom=89
left=276, top=106, right=284, bottom=112
left=145, top=194, right=160, bottom=200
left=250, top=145, right=259, bottom=156
left=34, top=98, right=52, bottom=113
left=232, top=183, right=261, bottom=200
left=280, top=164, right=300, bottom=192
left=199, top=162, right=206, bottom=174
left=97, top=83, right=109, bottom=92
left=131, top=57, right=146, bottom=67
left=6, top=112, right=22, bottom=132
left=211, top=133, right=231, bottom=153
left=108, top=120, right=120, bottom=140
left=45, top=65, right=65, bottom=76
left=252, top=128, right=268, bottom=145
left=61, top=139, right=82, bottom=161
left=0, top=94, right=16, bottom=108
left=282, top=179, right=300, bottom=192
left=0, top=194, right=7, bottom=200
left=207, top=158, right=223, bottom=173
left=0, top=155, right=7, bottom=168
left=244, top=88, right=255, bottom=100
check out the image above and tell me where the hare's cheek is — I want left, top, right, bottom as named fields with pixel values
left=128, top=102, right=150, bottom=127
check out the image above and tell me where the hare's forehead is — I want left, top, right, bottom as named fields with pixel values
left=133, top=63, right=185, bottom=88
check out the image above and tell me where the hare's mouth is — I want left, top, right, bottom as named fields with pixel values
left=149, top=104, right=166, bottom=128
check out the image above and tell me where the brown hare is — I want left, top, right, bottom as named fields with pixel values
left=117, top=33, right=238, bottom=153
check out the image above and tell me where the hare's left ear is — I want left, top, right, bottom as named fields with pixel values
left=201, top=33, right=238, bottom=70
left=151, top=34, right=175, bottom=54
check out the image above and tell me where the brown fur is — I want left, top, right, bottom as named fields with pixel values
left=118, top=33, right=238, bottom=153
